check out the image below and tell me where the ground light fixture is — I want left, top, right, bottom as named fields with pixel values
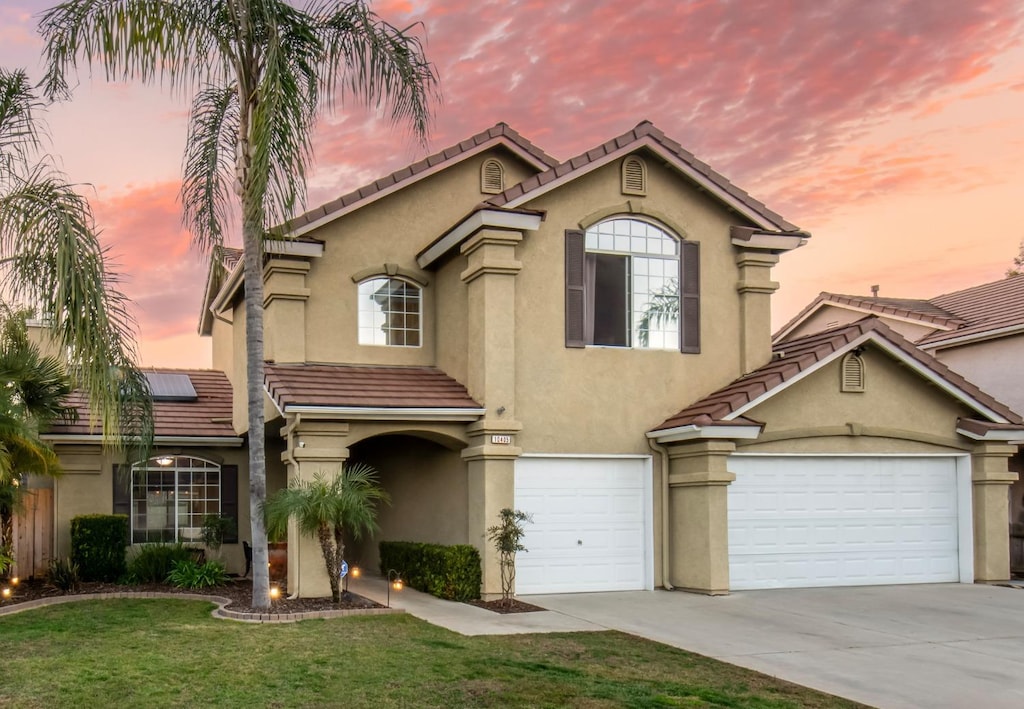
left=342, top=563, right=361, bottom=594
left=385, top=569, right=403, bottom=608
left=269, top=585, right=281, bottom=602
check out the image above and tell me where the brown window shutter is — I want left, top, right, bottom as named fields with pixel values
left=113, top=464, right=131, bottom=517
left=565, top=229, right=587, bottom=348
left=680, top=240, right=700, bottom=353
left=220, top=465, right=239, bottom=544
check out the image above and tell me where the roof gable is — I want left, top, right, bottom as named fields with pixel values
left=486, top=120, right=802, bottom=233
left=652, top=317, right=1022, bottom=439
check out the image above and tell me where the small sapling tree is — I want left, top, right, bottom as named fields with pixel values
left=487, top=508, right=532, bottom=609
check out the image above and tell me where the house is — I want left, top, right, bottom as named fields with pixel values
left=35, top=121, right=1024, bottom=597
left=776, top=278, right=1024, bottom=575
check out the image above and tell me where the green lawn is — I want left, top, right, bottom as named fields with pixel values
left=0, top=600, right=865, bottom=708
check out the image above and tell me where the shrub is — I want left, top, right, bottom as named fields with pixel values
left=487, top=508, right=532, bottom=609
left=70, top=514, right=128, bottom=582
left=379, top=541, right=481, bottom=601
left=47, top=557, right=81, bottom=593
left=200, top=515, right=235, bottom=554
left=167, top=559, right=228, bottom=589
left=126, top=543, right=193, bottom=584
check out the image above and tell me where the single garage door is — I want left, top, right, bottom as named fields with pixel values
left=514, top=456, right=651, bottom=594
left=728, top=455, right=967, bottom=590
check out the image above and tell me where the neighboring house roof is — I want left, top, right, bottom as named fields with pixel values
left=264, top=363, right=482, bottom=415
left=651, top=317, right=1023, bottom=437
left=775, top=276, right=1024, bottom=349
left=45, top=369, right=238, bottom=441
left=919, top=276, right=1024, bottom=347
left=485, top=120, right=803, bottom=234
left=282, top=122, right=558, bottom=239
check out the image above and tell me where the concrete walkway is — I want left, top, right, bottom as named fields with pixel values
left=529, top=583, right=1024, bottom=709
left=346, top=575, right=602, bottom=636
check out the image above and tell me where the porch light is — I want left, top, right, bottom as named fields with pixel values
left=155, top=456, right=174, bottom=467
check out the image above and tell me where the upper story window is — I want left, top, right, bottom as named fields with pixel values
left=358, top=277, right=422, bottom=347
left=565, top=217, right=700, bottom=352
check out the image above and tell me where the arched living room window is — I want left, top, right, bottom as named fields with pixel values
left=358, top=276, right=422, bottom=347
left=125, top=456, right=224, bottom=544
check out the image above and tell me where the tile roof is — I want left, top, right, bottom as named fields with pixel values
left=217, top=246, right=242, bottom=271
left=485, top=120, right=801, bottom=233
left=652, top=317, right=1022, bottom=433
left=47, top=369, right=236, bottom=439
left=264, top=363, right=481, bottom=411
left=774, top=292, right=965, bottom=341
left=919, top=276, right=1024, bottom=346
left=281, top=123, right=558, bottom=235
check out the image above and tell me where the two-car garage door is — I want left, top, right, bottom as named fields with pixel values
left=728, top=455, right=970, bottom=590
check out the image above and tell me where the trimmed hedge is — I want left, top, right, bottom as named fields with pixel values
left=379, top=541, right=481, bottom=601
left=71, top=514, right=128, bottom=582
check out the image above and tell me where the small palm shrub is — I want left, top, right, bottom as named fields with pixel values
left=125, top=543, right=193, bottom=584
left=47, top=557, right=81, bottom=593
left=168, top=559, right=228, bottom=589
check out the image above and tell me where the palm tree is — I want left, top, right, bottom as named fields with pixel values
left=0, top=309, right=77, bottom=575
left=40, top=0, right=437, bottom=608
left=263, top=462, right=389, bottom=603
left=637, top=279, right=679, bottom=347
left=0, top=68, right=151, bottom=454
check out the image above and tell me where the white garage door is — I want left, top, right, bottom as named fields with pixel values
left=514, top=456, right=652, bottom=594
left=728, top=455, right=969, bottom=590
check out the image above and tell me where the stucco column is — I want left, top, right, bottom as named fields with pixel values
left=263, top=258, right=311, bottom=363
left=972, top=442, right=1019, bottom=583
left=280, top=417, right=350, bottom=598
left=665, top=440, right=736, bottom=594
left=460, top=228, right=524, bottom=597
left=735, top=251, right=779, bottom=374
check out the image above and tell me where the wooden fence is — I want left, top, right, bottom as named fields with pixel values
left=12, top=489, right=53, bottom=579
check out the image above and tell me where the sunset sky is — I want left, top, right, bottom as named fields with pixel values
left=2, top=1, right=1023, bottom=367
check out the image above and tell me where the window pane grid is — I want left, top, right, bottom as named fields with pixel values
left=358, top=277, right=422, bottom=347
left=130, top=457, right=221, bottom=544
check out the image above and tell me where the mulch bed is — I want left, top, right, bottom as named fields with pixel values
left=467, top=598, right=545, bottom=614
left=0, top=577, right=382, bottom=615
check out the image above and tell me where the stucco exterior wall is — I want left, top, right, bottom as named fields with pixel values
left=933, top=335, right=1024, bottom=416
left=739, top=346, right=974, bottom=454
left=51, top=445, right=253, bottom=575
left=511, top=157, right=756, bottom=455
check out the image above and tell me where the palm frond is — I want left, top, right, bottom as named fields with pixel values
left=180, top=83, right=240, bottom=254
left=316, top=0, right=438, bottom=142
left=0, top=69, right=42, bottom=176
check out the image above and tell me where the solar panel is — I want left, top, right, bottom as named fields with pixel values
left=145, top=373, right=198, bottom=401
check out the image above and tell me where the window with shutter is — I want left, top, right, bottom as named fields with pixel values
left=840, top=352, right=865, bottom=392
left=621, top=156, right=647, bottom=195
left=127, top=456, right=223, bottom=543
left=481, top=159, right=505, bottom=194
left=565, top=218, right=699, bottom=352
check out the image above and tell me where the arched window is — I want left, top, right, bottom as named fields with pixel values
left=358, top=277, right=422, bottom=347
left=129, top=456, right=222, bottom=544
left=481, top=158, right=505, bottom=194
left=565, top=217, right=699, bottom=351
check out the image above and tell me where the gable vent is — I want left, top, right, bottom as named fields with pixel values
left=481, top=159, right=505, bottom=194
left=621, top=156, right=647, bottom=196
left=840, top=352, right=865, bottom=393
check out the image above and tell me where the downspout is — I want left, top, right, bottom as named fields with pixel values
left=648, top=436, right=674, bottom=590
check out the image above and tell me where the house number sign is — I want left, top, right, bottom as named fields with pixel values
left=490, top=434, right=513, bottom=445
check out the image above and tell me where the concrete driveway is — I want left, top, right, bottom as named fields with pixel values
left=529, top=583, right=1024, bottom=709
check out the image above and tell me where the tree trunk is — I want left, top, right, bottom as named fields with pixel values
left=243, top=217, right=270, bottom=610
left=318, top=523, right=340, bottom=603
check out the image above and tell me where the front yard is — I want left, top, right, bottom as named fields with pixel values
left=0, top=599, right=865, bottom=708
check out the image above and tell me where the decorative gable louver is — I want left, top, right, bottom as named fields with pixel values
left=840, top=352, right=865, bottom=392
left=621, top=156, right=647, bottom=196
left=481, top=159, right=505, bottom=194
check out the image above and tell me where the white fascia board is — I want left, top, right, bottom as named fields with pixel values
left=955, top=427, right=1024, bottom=442
left=41, top=434, right=244, bottom=446
left=209, top=259, right=245, bottom=316
left=265, top=240, right=324, bottom=258
left=920, top=323, right=1024, bottom=351
left=730, top=233, right=807, bottom=251
left=289, top=139, right=554, bottom=240
left=417, top=210, right=543, bottom=268
left=283, top=405, right=486, bottom=422
left=729, top=330, right=1010, bottom=424
left=504, top=136, right=787, bottom=231
left=646, top=424, right=762, bottom=444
